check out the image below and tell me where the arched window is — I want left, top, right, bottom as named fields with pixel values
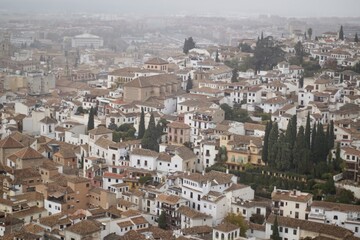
left=215, top=232, right=219, bottom=239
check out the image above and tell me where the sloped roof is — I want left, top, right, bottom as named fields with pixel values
left=39, top=116, right=58, bottom=124
left=0, top=136, right=24, bottom=149
left=13, top=147, right=44, bottom=160
left=88, top=126, right=113, bottom=135
left=144, top=57, right=168, bottom=65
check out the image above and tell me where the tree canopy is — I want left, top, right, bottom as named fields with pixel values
left=87, top=106, right=95, bottom=131
left=339, top=25, right=344, bottom=40
left=137, top=108, right=145, bottom=139
left=224, top=213, right=248, bottom=237
left=183, top=37, right=196, bottom=54
left=141, top=113, right=159, bottom=151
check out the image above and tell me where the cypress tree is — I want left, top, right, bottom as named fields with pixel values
left=215, top=50, right=220, bottom=62
left=293, top=126, right=311, bottom=174
left=87, top=106, right=95, bottom=131
left=231, top=68, right=239, bottom=83
left=141, top=113, right=159, bottom=151
left=138, top=108, right=145, bottom=139
left=305, top=112, right=311, bottom=149
left=268, top=122, right=279, bottom=167
left=158, top=211, right=167, bottom=229
left=355, top=33, right=359, bottom=43
left=271, top=216, right=281, bottom=240
left=186, top=75, right=193, bottom=92
left=310, top=122, right=317, bottom=161
left=275, top=133, right=291, bottom=171
left=329, top=120, right=335, bottom=150
left=339, top=25, right=344, bottom=40
left=314, top=122, right=326, bottom=162
left=262, top=120, right=272, bottom=164
left=333, top=142, right=342, bottom=172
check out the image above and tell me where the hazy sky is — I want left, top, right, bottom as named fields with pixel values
left=1, top=0, right=360, bottom=17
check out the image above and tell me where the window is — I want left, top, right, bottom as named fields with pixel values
left=295, top=212, right=299, bottom=219
left=295, top=203, right=299, bottom=208
left=334, top=215, right=338, bottom=220
left=293, top=229, right=297, bottom=235
left=285, top=228, right=288, bottom=233
left=356, top=227, right=358, bottom=233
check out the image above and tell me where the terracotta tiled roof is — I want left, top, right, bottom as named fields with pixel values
left=178, top=206, right=212, bottom=219
left=214, top=222, right=239, bottom=232
left=131, top=148, right=159, bottom=158
left=88, top=126, right=113, bottom=135
left=13, top=147, right=44, bottom=160
left=267, top=214, right=353, bottom=239
left=312, top=200, right=360, bottom=212
left=117, top=220, right=134, bottom=228
left=272, top=189, right=312, bottom=203
left=39, top=116, right=58, bottom=124
left=65, top=220, right=102, bottom=235
left=0, top=136, right=24, bottom=149
left=145, top=57, right=168, bottom=65
left=182, top=225, right=213, bottom=235
left=130, top=216, right=148, bottom=225
left=156, top=193, right=181, bottom=205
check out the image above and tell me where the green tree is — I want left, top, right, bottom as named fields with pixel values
left=139, top=175, right=152, bottom=185
left=87, top=106, right=95, bottom=131
left=293, top=126, right=311, bottom=174
left=138, top=108, right=145, bottom=139
left=271, top=216, right=281, bottom=240
left=262, top=120, right=272, bottom=164
left=339, top=25, right=344, bottom=41
left=239, top=43, right=252, bottom=52
left=224, top=213, right=248, bottom=237
left=268, top=122, right=279, bottom=167
left=310, top=123, right=317, bottom=161
left=275, top=133, right=291, bottom=171
left=216, top=146, right=228, bottom=163
left=215, top=50, right=220, bottom=62
left=183, top=37, right=196, bottom=54
left=299, top=76, right=304, bottom=88
left=355, top=33, right=359, bottom=43
left=323, top=177, right=336, bottom=195
left=333, top=142, right=342, bottom=172
left=250, top=214, right=265, bottom=224
left=141, top=113, right=159, bottom=151
left=294, top=41, right=305, bottom=63
left=336, top=189, right=355, bottom=204
left=76, top=106, right=85, bottom=115
left=186, top=75, right=193, bottom=92
left=305, top=112, right=311, bottom=149
left=158, top=211, right=167, bottom=229
left=220, top=103, right=233, bottom=120
left=307, top=28, right=313, bottom=40
left=231, top=68, right=238, bottom=83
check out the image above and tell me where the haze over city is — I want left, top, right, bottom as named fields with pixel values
left=0, top=0, right=360, bottom=17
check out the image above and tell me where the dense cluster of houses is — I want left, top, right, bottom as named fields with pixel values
left=2, top=24, right=360, bottom=239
